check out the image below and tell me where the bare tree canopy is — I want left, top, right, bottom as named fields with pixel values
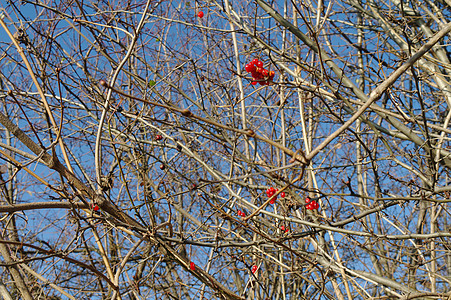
left=0, top=0, right=450, bottom=299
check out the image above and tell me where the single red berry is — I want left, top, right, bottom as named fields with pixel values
left=305, top=197, right=311, bottom=204
left=92, top=204, right=99, bottom=211
left=252, top=58, right=259, bottom=65
left=270, top=199, right=275, bottom=204
left=313, top=202, right=319, bottom=209
left=256, top=61, right=263, bottom=68
left=280, top=192, right=286, bottom=198
left=190, top=262, right=196, bottom=270
left=251, top=265, right=258, bottom=273
left=160, top=164, right=165, bottom=170
left=245, top=64, right=254, bottom=73
left=155, top=135, right=163, bottom=141
left=262, top=69, right=269, bottom=77
left=251, top=81, right=257, bottom=85
left=197, top=11, right=204, bottom=18
left=280, top=225, right=285, bottom=231
left=238, top=210, right=242, bottom=216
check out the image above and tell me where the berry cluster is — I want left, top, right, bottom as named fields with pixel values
left=155, top=134, right=163, bottom=141
left=245, top=58, right=275, bottom=86
left=251, top=265, right=258, bottom=274
left=237, top=210, right=246, bottom=217
left=280, top=225, right=289, bottom=233
left=305, top=197, right=319, bottom=210
left=266, top=187, right=285, bottom=204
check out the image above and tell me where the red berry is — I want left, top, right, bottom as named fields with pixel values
left=252, top=58, right=259, bottom=65
left=160, top=164, right=165, bottom=170
left=305, top=197, right=311, bottom=204
left=270, top=199, right=275, bottom=204
left=280, top=192, right=286, bottom=198
left=237, top=210, right=242, bottom=216
left=251, top=81, right=257, bottom=85
left=262, top=69, right=269, bottom=77
left=245, top=64, right=254, bottom=72
left=256, top=61, right=263, bottom=68
left=280, top=225, right=285, bottom=231
left=306, top=199, right=318, bottom=210
left=253, top=72, right=262, bottom=79
left=155, top=135, right=163, bottom=141
left=251, top=265, right=258, bottom=273
left=190, top=262, right=196, bottom=270
left=92, top=204, right=99, bottom=211
left=197, top=11, right=204, bottom=18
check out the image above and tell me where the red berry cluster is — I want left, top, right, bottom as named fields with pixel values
left=251, top=265, right=258, bottom=274
left=305, top=197, right=319, bottom=210
left=266, top=187, right=285, bottom=204
left=280, top=225, right=289, bottom=233
left=155, top=134, right=163, bottom=141
left=245, top=58, right=275, bottom=86
left=237, top=210, right=246, bottom=217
